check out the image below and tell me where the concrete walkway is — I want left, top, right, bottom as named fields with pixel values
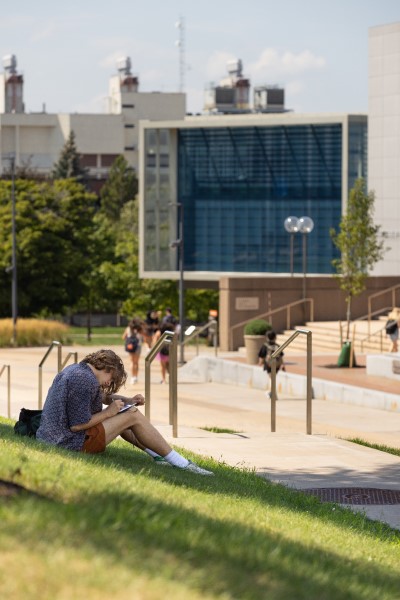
left=1, top=344, right=400, bottom=530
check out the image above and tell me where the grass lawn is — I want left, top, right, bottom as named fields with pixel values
left=67, top=327, right=209, bottom=348
left=67, top=326, right=125, bottom=347
left=1, top=418, right=400, bottom=600
left=346, top=437, right=400, bottom=456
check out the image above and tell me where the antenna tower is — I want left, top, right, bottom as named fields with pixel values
left=175, top=17, right=185, bottom=92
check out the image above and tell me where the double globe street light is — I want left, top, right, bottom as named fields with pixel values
left=284, top=215, right=314, bottom=298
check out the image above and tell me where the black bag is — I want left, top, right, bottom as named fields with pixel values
left=14, top=408, right=43, bottom=438
left=385, top=319, right=398, bottom=335
left=264, top=344, right=284, bottom=371
left=125, top=335, right=139, bottom=353
left=159, top=344, right=169, bottom=356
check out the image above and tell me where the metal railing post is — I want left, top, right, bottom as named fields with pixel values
left=60, top=352, right=78, bottom=370
left=144, top=330, right=176, bottom=425
left=270, top=328, right=312, bottom=435
left=306, top=330, right=312, bottom=435
left=270, top=358, right=277, bottom=432
left=169, top=333, right=178, bottom=437
left=145, top=357, right=151, bottom=421
left=182, top=319, right=218, bottom=357
left=38, top=341, right=62, bottom=409
left=0, top=364, right=11, bottom=418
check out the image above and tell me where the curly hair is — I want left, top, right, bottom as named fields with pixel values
left=81, top=349, right=127, bottom=395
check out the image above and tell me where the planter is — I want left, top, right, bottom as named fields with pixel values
left=244, top=334, right=265, bottom=365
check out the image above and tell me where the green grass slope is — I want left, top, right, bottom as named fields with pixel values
left=1, top=418, right=399, bottom=600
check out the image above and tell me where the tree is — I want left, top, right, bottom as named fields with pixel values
left=100, top=155, right=138, bottom=221
left=52, top=130, right=87, bottom=181
left=0, top=178, right=100, bottom=317
left=330, top=178, right=387, bottom=339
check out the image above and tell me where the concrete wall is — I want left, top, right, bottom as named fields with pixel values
left=179, top=355, right=400, bottom=413
left=220, top=275, right=400, bottom=350
left=369, top=22, right=400, bottom=275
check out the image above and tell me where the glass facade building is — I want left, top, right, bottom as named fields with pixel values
left=140, top=114, right=367, bottom=279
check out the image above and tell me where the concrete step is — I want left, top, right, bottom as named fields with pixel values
left=275, top=316, right=391, bottom=355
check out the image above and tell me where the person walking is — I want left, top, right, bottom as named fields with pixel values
left=386, top=308, right=400, bottom=353
left=36, top=348, right=213, bottom=475
left=122, top=317, right=143, bottom=384
left=258, top=330, right=285, bottom=397
left=153, top=321, right=175, bottom=384
left=143, top=309, right=159, bottom=350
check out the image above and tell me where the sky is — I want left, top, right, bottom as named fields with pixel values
left=0, top=0, right=399, bottom=116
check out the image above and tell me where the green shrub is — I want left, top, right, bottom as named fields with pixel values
left=0, top=318, right=72, bottom=348
left=244, top=319, right=271, bottom=336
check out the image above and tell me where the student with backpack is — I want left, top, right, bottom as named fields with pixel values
left=385, top=308, right=400, bottom=353
left=122, top=317, right=143, bottom=384
left=153, top=321, right=175, bottom=384
left=258, top=330, right=285, bottom=397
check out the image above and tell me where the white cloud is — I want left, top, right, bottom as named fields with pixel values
left=249, top=47, right=326, bottom=79
left=30, top=20, right=57, bottom=42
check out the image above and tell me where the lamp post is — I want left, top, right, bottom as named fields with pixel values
left=169, top=202, right=185, bottom=365
left=284, top=216, right=299, bottom=276
left=5, top=155, right=18, bottom=346
left=298, top=216, right=314, bottom=299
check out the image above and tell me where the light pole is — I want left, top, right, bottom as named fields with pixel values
left=5, top=155, right=18, bottom=345
left=298, top=216, right=314, bottom=299
left=284, top=216, right=299, bottom=276
left=169, top=202, right=185, bottom=364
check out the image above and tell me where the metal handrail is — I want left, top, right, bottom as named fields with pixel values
left=230, top=298, right=314, bottom=349
left=360, top=325, right=386, bottom=353
left=61, top=351, right=78, bottom=370
left=368, top=284, right=400, bottom=325
left=0, top=364, right=11, bottom=418
left=38, top=341, right=62, bottom=409
left=270, top=328, right=312, bottom=435
left=144, top=330, right=178, bottom=437
left=183, top=319, right=218, bottom=357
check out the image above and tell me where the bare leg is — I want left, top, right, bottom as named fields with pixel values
left=120, top=428, right=147, bottom=451
left=130, top=354, right=140, bottom=377
left=102, top=408, right=172, bottom=456
left=160, top=361, right=167, bottom=383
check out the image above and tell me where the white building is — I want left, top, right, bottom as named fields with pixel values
left=0, top=55, right=185, bottom=191
left=369, top=22, right=400, bottom=276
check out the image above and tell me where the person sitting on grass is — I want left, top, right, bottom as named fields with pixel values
left=36, top=349, right=213, bottom=476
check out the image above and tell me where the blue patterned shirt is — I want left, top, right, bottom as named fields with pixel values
left=36, top=362, right=103, bottom=451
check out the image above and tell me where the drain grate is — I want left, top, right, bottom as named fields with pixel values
left=302, top=487, right=400, bottom=505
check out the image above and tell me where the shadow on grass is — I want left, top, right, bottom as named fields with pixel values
left=1, top=466, right=399, bottom=599
left=1, top=420, right=399, bottom=546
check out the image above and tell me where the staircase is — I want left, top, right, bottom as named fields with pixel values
left=277, top=316, right=390, bottom=355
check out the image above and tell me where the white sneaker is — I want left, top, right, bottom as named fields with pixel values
left=153, top=456, right=171, bottom=466
left=130, top=376, right=137, bottom=384
left=178, top=460, right=214, bottom=476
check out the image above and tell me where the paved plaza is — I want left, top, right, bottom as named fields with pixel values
left=1, top=343, right=400, bottom=530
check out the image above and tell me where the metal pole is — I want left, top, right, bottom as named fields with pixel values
left=270, top=358, right=277, bottom=432
left=306, top=330, right=312, bottom=434
left=302, top=233, right=307, bottom=300
left=178, top=203, right=185, bottom=365
left=11, top=156, right=17, bottom=346
left=145, top=359, right=151, bottom=420
left=7, top=365, right=10, bottom=419
left=290, top=232, right=294, bottom=276
left=169, top=333, right=178, bottom=437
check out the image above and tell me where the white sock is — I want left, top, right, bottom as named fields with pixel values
left=144, top=448, right=161, bottom=458
left=163, top=449, right=189, bottom=468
